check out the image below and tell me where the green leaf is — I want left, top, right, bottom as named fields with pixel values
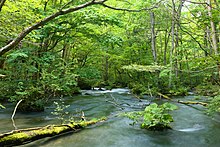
left=6, top=52, right=28, bottom=63
left=162, top=103, right=178, bottom=111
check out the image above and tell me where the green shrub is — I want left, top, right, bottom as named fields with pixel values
left=124, top=102, right=178, bottom=131
left=129, top=83, right=147, bottom=95
left=195, top=84, right=220, bottom=96
left=207, top=95, right=220, bottom=115
left=168, top=86, right=189, bottom=96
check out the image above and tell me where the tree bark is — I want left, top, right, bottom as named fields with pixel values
left=0, top=0, right=107, bottom=56
left=0, top=0, right=6, bottom=12
left=174, top=0, right=184, bottom=78
left=169, top=0, right=176, bottom=88
left=150, top=12, right=157, bottom=62
left=207, top=0, right=218, bottom=54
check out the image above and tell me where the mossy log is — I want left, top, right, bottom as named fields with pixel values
left=157, top=92, right=172, bottom=100
left=0, top=118, right=106, bottom=146
left=177, top=100, right=208, bottom=106
left=157, top=92, right=208, bottom=107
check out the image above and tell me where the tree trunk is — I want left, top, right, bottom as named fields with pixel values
left=169, top=0, right=176, bottom=88
left=207, top=0, right=218, bottom=54
left=150, top=12, right=157, bottom=62
left=164, top=29, right=171, bottom=65
left=103, top=54, right=109, bottom=82
left=205, top=26, right=212, bottom=55
left=207, top=0, right=220, bottom=79
left=174, top=0, right=184, bottom=78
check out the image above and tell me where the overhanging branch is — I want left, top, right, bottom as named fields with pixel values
left=185, top=0, right=209, bottom=6
left=0, top=0, right=162, bottom=56
left=101, top=0, right=163, bottom=12
left=0, top=0, right=107, bottom=56
left=0, top=0, right=6, bottom=11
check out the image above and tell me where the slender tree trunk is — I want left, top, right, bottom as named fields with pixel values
left=164, top=29, right=171, bottom=65
left=207, top=0, right=220, bottom=79
left=205, top=26, right=212, bottom=55
left=169, top=0, right=185, bottom=87
left=174, top=0, right=184, bottom=78
left=103, top=55, right=109, bottom=82
left=62, top=44, right=68, bottom=60
left=169, top=0, right=176, bottom=88
left=150, top=12, right=157, bottom=62
left=207, top=0, right=218, bottom=54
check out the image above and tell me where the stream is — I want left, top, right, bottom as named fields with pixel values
left=0, top=88, right=220, bottom=147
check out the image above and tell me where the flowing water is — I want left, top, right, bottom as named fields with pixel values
left=0, top=88, right=220, bottom=147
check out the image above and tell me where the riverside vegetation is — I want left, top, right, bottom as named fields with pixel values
left=0, top=0, right=220, bottom=145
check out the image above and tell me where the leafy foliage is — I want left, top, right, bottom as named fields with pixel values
left=51, top=100, right=70, bottom=124
left=195, top=84, right=220, bottom=96
left=207, top=95, right=220, bottom=115
left=0, top=0, right=220, bottom=112
left=124, top=103, right=178, bottom=131
left=122, top=64, right=164, bottom=73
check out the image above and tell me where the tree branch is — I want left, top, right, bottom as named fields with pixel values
left=101, top=0, right=163, bottom=12
left=158, top=92, right=208, bottom=107
left=11, top=100, right=23, bottom=130
left=178, top=23, right=209, bottom=55
left=185, top=0, right=209, bottom=6
left=0, top=0, right=6, bottom=12
left=0, top=0, right=162, bottom=56
left=0, top=0, right=107, bottom=56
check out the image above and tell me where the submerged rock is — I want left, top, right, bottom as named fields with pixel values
left=177, top=124, right=204, bottom=132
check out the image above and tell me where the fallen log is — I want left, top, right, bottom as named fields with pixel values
left=157, top=92, right=172, bottom=100
left=157, top=92, right=208, bottom=107
left=0, top=118, right=106, bottom=146
left=177, top=100, right=208, bottom=106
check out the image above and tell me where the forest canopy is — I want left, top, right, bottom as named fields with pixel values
left=0, top=0, right=220, bottom=113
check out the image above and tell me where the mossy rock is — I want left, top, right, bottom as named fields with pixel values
left=141, top=123, right=172, bottom=131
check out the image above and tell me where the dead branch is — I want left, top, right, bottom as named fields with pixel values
left=177, top=100, right=208, bottom=106
left=157, top=92, right=208, bottom=107
left=106, top=94, right=124, bottom=110
left=157, top=92, right=172, bottom=100
left=0, top=74, right=6, bottom=78
left=11, top=100, right=23, bottom=130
